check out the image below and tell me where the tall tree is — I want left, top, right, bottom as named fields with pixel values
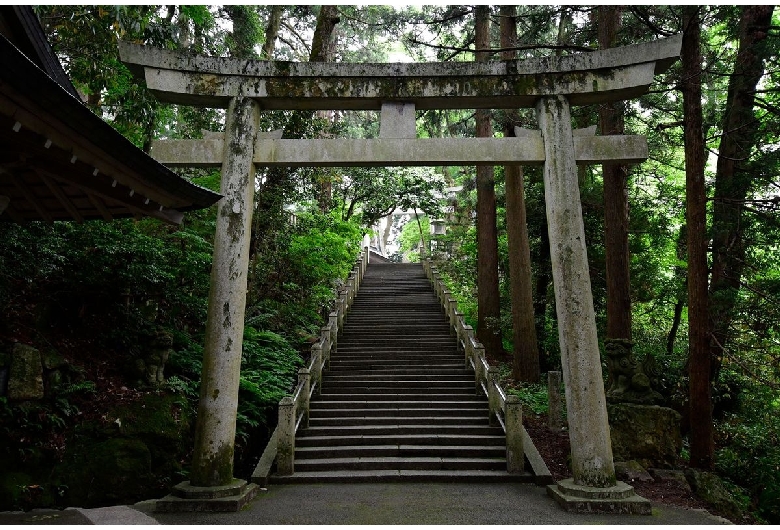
left=252, top=6, right=341, bottom=246
left=261, top=6, right=283, bottom=59
left=474, top=5, right=504, bottom=358
left=224, top=5, right=262, bottom=59
left=502, top=5, right=539, bottom=382
left=597, top=5, right=633, bottom=343
left=681, top=5, right=714, bottom=470
left=312, top=5, right=341, bottom=213
left=708, top=5, right=775, bottom=381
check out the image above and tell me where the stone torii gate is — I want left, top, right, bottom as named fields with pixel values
left=119, top=35, right=681, bottom=511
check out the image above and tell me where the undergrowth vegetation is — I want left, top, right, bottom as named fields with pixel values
left=0, top=199, right=362, bottom=508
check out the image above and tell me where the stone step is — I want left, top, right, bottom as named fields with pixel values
left=315, top=393, right=479, bottom=401
left=295, top=433, right=506, bottom=448
left=298, top=424, right=503, bottom=437
left=310, top=407, right=489, bottom=418
left=293, top=456, right=507, bottom=472
left=319, top=384, right=474, bottom=393
left=270, top=469, right=533, bottom=484
left=308, top=416, right=489, bottom=427
left=338, top=333, right=453, bottom=339
left=345, top=307, right=442, bottom=312
left=333, top=349, right=459, bottom=356
left=323, top=372, right=473, bottom=379
left=322, top=378, right=473, bottom=385
left=295, top=444, right=506, bottom=459
left=328, top=361, right=464, bottom=370
left=276, top=262, right=528, bottom=484
left=309, top=399, right=487, bottom=409
left=320, top=381, right=473, bottom=390
left=331, top=350, right=460, bottom=356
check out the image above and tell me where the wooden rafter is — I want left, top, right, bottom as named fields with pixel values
left=87, top=192, right=113, bottom=222
left=38, top=171, right=83, bottom=222
left=6, top=169, right=52, bottom=222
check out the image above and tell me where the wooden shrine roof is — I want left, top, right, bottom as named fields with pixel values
left=0, top=6, right=220, bottom=224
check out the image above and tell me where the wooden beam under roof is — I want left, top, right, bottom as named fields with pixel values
left=87, top=193, right=114, bottom=222
left=6, top=169, right=51, bottom=222
left=39, top=171, right=83, bottom=222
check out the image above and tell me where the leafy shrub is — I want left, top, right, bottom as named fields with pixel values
left=716, top=386, right=780, bottom=523
left=507, top=382, right=550, bottom=416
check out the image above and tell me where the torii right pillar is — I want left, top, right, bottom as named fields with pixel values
left=537, top=95, right=650, bottom=514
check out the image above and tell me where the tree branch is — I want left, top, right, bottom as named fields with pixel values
left=404, top=36, right=595, bottom=55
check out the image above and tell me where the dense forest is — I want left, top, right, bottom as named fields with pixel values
left=1, top=5, right=779, bottom=523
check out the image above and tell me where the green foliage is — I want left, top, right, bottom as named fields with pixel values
left=235, top=328, right=302, bottom=446
left=248, top=209, right=362, bottom=335
left=716, top=386, right=780, bottom=523
left=398, top=216, right=430, bottom=263
left=506, top=382, right=549, bottom=416
left=3, top=5, right=776, bottom=518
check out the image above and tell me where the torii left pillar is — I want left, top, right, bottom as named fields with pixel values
left=157, top=96, right=260, bottom=512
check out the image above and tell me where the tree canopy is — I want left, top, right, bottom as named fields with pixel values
left=0, top=5, right=779, bottom=522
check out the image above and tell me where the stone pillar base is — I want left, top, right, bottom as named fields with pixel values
left=547, top=478, right=651, bottom=515
left=155, top=479, right=259, bottom=513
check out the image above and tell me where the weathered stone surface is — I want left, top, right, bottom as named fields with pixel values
left=649, top=468, right=692, bottom=492
left=604, top=339, right=662, bottom=405
left=152, top=135, right=648, bottom=169
left=547, top=478, right=651, bottom=515
left=608, top=403, right=681, bottom=468
left=380, top=102, right=416, bottom=138
left=537, top=95, right=615, bottom=488
left=155, top=480, right=259, bottom=513
left=685, top=469, right=743, bottom=520
left=121, top=35, right=681, bottom=79
left=8, top=343, right=44, bottom=401
left=614, top=460, right=654, bottom=483
left=133, top=330, right=174, bottom=386
left=190, top=96, right=259, bottom=487
left=118, top=35, right=681, bottom=110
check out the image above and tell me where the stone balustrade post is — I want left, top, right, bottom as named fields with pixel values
left=463, top=324, right=474, bottom=368
left=474, top=342, right=485, bottom=396
left=505, top=395, right=524, bottom=473
left=329, top=312, right=338, bottom=351
left=344, top=277, right=352, bottom=310
left=349, top=274, right=357, bottom=308
left=311, top=343, right=322, bottom=395
left=277, top=396, right=295, bottom=475
left=337, top=293, right=347, bottom=329
left=448, top=299, right=458, bottom=334
left=298, top=368, right=311, bottom=429
left=442, top=289, right=451, bottom=313
left=487, top=366, right=500, bottom=427
left=548, top=370, right=564, bottom=431
left=321, top=326, right=332, bottom=370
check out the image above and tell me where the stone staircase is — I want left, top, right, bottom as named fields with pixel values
left=271, top=262, right=533, bottom=483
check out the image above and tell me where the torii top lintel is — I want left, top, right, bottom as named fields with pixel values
left=118, top=35, right=681, bottom=111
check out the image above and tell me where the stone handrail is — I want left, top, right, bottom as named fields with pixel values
left=252, top=249, right=369, bottom=484
left=422, top=258, right=524, bottom=474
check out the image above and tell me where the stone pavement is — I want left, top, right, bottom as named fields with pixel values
left=1, top=482, right=731, bottom=525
